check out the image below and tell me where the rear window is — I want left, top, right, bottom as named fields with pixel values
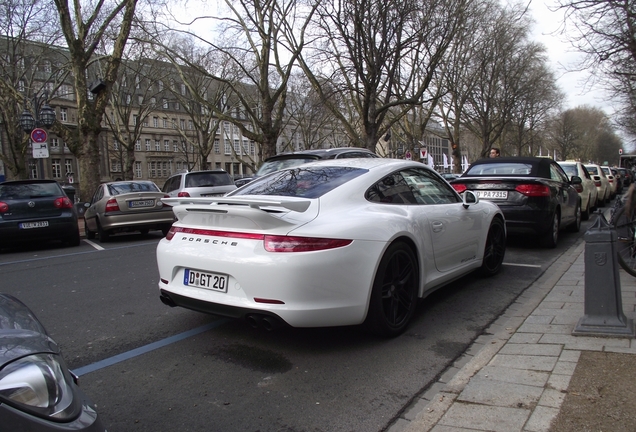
left=231, top=166, right=367, bottom=198
left=0, top=182, right=62, bottom=199
left=185, top=172, right=233, bottom=187
left=586, top=166, right=600, bottom=175
left=256, top=157, right=319, bottom=177
left=465, top=162, right=533, bottom=176
left=560, top=164, right=577, bottom=177
left=108, top=182, right=160, bottom=195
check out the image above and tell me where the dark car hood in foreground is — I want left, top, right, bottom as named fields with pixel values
left=0, top=293, right=58, bottom=368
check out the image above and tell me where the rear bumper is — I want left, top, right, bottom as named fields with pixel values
left=499, top=206, right=553, bottom=236
left=99, top=210, right=174, bottom=231
left=0, top=215, right=78, bottom=245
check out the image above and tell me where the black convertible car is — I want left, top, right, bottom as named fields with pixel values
left=450, top=156, right=582, bottom=248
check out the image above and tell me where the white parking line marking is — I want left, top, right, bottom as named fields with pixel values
left=84, top=239, right=105, bottom=250
left=502, top=262, right=542, bottom=268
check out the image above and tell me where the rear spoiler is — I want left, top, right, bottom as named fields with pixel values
left=161, top=196, right=311, bottom=213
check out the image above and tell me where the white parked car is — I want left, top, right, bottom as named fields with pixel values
left=156, top=158, right=506, bottom=336
left=557, top=161, right=598, bottom=220
left=600, top=166, right=617, bottom=198
left=585, top=164, right=611, bottom=206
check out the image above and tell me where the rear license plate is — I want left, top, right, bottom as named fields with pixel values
left=183, top=269, right=228, bottom=292
left=476, top=190, right=508, bottom=200
left=20, top=221, right=49, bottom=229
left=129, top=200, right=155, bottom=208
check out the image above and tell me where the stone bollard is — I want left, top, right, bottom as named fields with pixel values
left=573, top=213, right=635, bottom=337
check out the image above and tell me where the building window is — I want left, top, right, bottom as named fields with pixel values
left=175, top=102, right=180, bottom=110
left=250, top=141, right=255, bottom=156
left=65, top=159, right=73, bottom=177
left=51, top=159, right=61, bottom=178
left=29, top=160, right=38, bottom=179
left=234, top=139, right=240, bottom=154
left=50, top=138, right=59, bottom=148
left=133, top=115, right=138, bottom=125
left=155, top=140, right=160, bottom=151
left=181, top=83, right=186, bottom=95
left=111, top=159, right=121, bottom=172
left=113, top=137, right=119, bottom=150
left=180, top=119, right=186, bottom=129
left=224, top=141, right=231, bottom=155
left=135, top=161, right=142, bottom=178
left=214, top=139, right=220, bottom=154
left=135, top=140, right=141, bottom=151
left=59, top=108, right=67, bottom=122
left=173, top=140, right=178, bottom=152
left=163, top=99, right=168, bottom=109
left=188, top=120, right=193, bottom=130
left=138, top=95, right=143, bottom=105
left=164, top=140, right=170, bottom=151
left=148, top=161, right=156, bottom=177
left=163, top=118, right=168, bottom=128
left=145, top=139, right=151, bottom=151
left=153, top=117, right=158, bottom=128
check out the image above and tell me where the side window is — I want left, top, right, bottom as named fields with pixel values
left=550, top=164, right=568, bottom=183
left=581, top=165, right=592, bottom=180
left=91, top=186, right=103, bottom=204
left=403, top=168, right=460, bottom=204
left=366, top=173, right=417, bottom=204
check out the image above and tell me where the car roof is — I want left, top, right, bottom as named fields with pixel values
left=466, top=156, right=557, bottom=177
left=264, top=147, right=376, bottom=161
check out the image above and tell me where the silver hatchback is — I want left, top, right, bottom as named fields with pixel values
left=162, top=170, right=236, bottom=197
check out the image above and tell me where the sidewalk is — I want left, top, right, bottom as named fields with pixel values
left=389, top=237, right=636, bottom=432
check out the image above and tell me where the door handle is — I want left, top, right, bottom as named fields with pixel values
left=432, top=221, right=443, bottom=232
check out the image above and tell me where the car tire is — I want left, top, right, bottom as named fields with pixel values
left=97, top=220, right=110, bottom=243
left=479, top=217, right=506, bottom=276
left=582, top=196, right=590, bottom=221
left=568, top=202, right=581, bottom=233
left=364, top=242, right=418, bottom=337
left=84, top=220, right=95, bottom=240
left=540, top=212, right=560, bottom=248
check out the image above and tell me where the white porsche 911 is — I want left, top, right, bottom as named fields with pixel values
left=156, top=158, right=506, bottom=336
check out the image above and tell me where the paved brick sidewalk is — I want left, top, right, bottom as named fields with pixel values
left=389, top=239, right=636, bottom=432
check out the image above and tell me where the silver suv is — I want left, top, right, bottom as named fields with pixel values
left=162, top=170, right=237, bottom=197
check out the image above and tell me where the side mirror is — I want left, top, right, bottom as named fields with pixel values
left=462, top=190, right=479, bottom=208
left=570, top=175, right=582, bottom=185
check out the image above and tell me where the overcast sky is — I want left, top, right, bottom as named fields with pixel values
left=528, top=0, right=613, bottom=112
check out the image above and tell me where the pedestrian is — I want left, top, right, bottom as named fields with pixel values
left=489, top=148, right=500, bottom=158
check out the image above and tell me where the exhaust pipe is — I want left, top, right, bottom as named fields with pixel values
left=246, top=314, right=263, bottom=329
left=160, top=294, right=177, bottom=307
left=261, top=316, right=282, bottom=331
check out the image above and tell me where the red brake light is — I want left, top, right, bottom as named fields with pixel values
left=594, top=180, right=601, bottom=187
left=264, top=235, right=352, bottom=252
left=177, top=191, right=190, bottom=197
left=515, top=184, right=550, bottom=197
left=53, top=197, right=74, bottom=209
left=105, top=198, right=120, bottom=212
left=164, top=226, right=352, bottom=252
left=0, top=202, right=8, bottom=213
left=451, top=184, right=467, bottom=193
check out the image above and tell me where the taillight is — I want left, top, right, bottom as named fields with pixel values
left=452, top=184, right=467, bottom=193
left=0, top=202, right=8, bottom=213
left=264, top=235, right=352, bottom=252
left=573, top=184, right=583, bottom=193
left=177, top=191, right=190, bottom=197
left=105, top=198, right=120, bottom=212
left=594, top=180, right=601, bottom=187
left=162, top=194, right=172, bottom=207
left=164, top=226, right=352, bottom=252
left=53, top=197, right=74, bottom=209
left=515, top=184, right=550, bottom=197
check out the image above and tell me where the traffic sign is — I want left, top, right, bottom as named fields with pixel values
left=31, top=128, right=48, bottom=143
left=405, top=151, right=412, bottom=160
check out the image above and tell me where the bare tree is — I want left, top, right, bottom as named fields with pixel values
left=0, top=0, right=65, bottom=179
left=555, top=0, right=636, bottom=143
left=53, top=0, right=141, bottom=199
left=294, top=0, right=467, bottom=151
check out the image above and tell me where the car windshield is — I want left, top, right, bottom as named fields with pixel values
left=108, top=182, right=159, bottom=195
left=465, top=162, right=533, bottom=176
left=255, top=157, right=319, bottom=176
left=0, top=182, right=61, bottom=199
left=185, top=172, right=233, bottom=187
left=231, top=166, right=367, bottom=198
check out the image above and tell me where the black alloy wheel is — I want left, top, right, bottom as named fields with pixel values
left=480, top=217, right=506, bottom=276
left=568, top=202, right=581, bottom=233
left=365, top=242, right=418, bottom=337
left=541, top=212, right=560, bottom=248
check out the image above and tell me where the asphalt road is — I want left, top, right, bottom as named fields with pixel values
left=0, top=213, right=599, bottom=432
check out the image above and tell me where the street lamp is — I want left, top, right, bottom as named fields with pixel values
left=19, top=91, right=56, bottom=133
